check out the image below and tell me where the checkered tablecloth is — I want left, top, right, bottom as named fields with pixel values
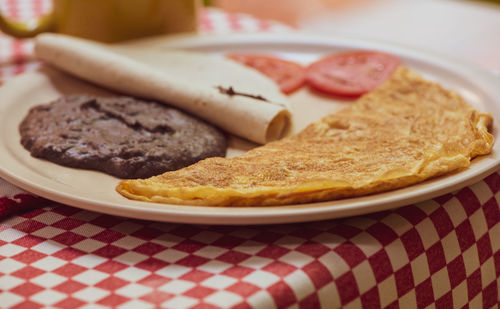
left=1, top=1, right=499, bottom=308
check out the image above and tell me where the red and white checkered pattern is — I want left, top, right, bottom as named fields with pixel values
left=1, top=1, right=500, bottom=308
left=1, top=174, right=500, bottom=308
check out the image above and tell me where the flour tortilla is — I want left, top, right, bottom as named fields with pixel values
left=113, top=48, right=288, bottom=102
left=34, top=33, right=291, bottom=144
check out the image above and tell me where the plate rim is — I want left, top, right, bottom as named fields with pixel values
left=1, top=32, right=499, bottom=225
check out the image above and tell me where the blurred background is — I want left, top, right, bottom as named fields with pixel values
left=211, top=0, right=500, bottom=73
left=0, top=0, right=498, bottom=73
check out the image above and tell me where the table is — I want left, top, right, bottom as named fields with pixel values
left=298, top=0, right=500, bottom=75
left=215, top=0, right=500, bottom=74
left=1, top=2, right=499, bottom=308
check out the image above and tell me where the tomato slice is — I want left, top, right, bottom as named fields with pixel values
left=306, top=51, right=400, bottom=97
left=226, top=53, right=306, bottom=94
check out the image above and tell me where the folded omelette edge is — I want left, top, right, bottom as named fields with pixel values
left=116, top=67, right=494, bottom=206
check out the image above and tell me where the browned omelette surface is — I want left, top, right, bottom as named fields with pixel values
left=117, top=67, right=494, bottom=206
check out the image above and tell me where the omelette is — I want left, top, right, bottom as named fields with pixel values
left=116, top=67, right=494, bottom=206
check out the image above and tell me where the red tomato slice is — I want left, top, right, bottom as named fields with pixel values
left=306, top=51, right=400, bottom=97
left=226, top=53, right=306, bottom=94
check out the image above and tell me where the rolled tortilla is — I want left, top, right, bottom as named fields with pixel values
left=34, top=33, right=291, bottom=144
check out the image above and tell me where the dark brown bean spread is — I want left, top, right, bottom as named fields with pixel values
left=19, top=95, right=227, bottom=179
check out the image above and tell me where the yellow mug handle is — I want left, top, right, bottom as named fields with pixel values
left=0, top=12, right=54, bottom=38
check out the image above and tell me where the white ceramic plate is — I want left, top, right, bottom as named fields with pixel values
left=1, top=33, right=499, bottom=225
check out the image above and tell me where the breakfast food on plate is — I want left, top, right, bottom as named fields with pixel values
left=117, top=67, right=494, bottom=206
left=306, top=51, right=400, bottom=97
left=19, top=95, right=227, bottom=179
left=34, top=33, right=291, bottom=144
left=226, top=53, right=306, bottom=94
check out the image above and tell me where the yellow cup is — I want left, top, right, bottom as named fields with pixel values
left=0, top=0, right=200, bottom=42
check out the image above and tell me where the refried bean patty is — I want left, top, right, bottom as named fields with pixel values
left=19, top=95, right=227, bottom=179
